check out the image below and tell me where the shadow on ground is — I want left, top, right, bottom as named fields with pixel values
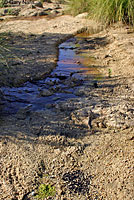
left=0, top=30, right=121, bottom=145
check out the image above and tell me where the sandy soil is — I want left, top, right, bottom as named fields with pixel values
left=0, top=2, right=133, bottom=200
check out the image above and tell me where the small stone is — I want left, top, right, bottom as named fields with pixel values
left=38, top=11, right=48, bottom=16
left=75, top=12, right=88, bottom=19
left=93, top=80, right=98, bottom=88
left=71, top=73, right=84, bottom=82
left=45, top=103, right=55, bottom=109
left=53, top=97, right=60, bottom=101
left=71, top=108, right=94, bottom=128
left=34, top=1, right=43, bottom=8
left=45, top=77, right=60, bottom=86
left=130, top=83, right=134, bottom=91
left=39, top=89, right=53, bottom=96
left=74, top=88, right=85, bottom=96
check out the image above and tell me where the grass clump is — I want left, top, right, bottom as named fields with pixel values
left=67, top=0, right=134, bottom=25
left=66, top=0, right=90, bottom=16
left=89, top=0, right=134, bottom=25
left=35, top=184, right=56, bottom=200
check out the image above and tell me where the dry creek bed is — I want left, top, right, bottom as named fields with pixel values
left=0, top=10, right=133, bottom=200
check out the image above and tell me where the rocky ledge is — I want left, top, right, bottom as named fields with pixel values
left=0, top=0, right=65, bottom=19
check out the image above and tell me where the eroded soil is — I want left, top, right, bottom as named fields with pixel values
left=0, top=2, right=134, bottom=200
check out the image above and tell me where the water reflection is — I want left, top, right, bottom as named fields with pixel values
left=1, top=34, right=103, bottom=115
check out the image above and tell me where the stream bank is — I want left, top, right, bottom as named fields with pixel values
left=0, top=10, right=133, bottom=200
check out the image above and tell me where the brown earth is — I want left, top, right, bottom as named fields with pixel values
left=0, top=1, right=134, bottom=200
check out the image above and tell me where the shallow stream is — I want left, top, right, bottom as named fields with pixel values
left=1, top=34, right=102, bottom=115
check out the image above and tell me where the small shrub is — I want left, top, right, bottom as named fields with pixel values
left=35, top=184, right=56, bottom=200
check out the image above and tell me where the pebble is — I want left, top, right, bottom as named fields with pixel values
left=39, top=89, right=53, bottom=96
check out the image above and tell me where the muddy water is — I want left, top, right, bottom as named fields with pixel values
left=1, top=35, right=102, bottom=115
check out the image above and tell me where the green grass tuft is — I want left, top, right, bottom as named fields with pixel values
left=67, top=0, right=134, bottom=25
left=66, top=0, right=90, bottom=16
left=89, top=0, right=134, bottom=25
left=35, top=184, right=56, bottom=200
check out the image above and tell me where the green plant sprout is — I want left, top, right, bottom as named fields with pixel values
left=35, top=184, right=56, bottom=200
left=108, top=68, right=112, bottom=78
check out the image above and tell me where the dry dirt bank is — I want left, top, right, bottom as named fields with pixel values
left=0, top=9, right=133, bottom=200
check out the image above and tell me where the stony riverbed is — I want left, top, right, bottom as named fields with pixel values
left=0, top=1, right=134, bottom=200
